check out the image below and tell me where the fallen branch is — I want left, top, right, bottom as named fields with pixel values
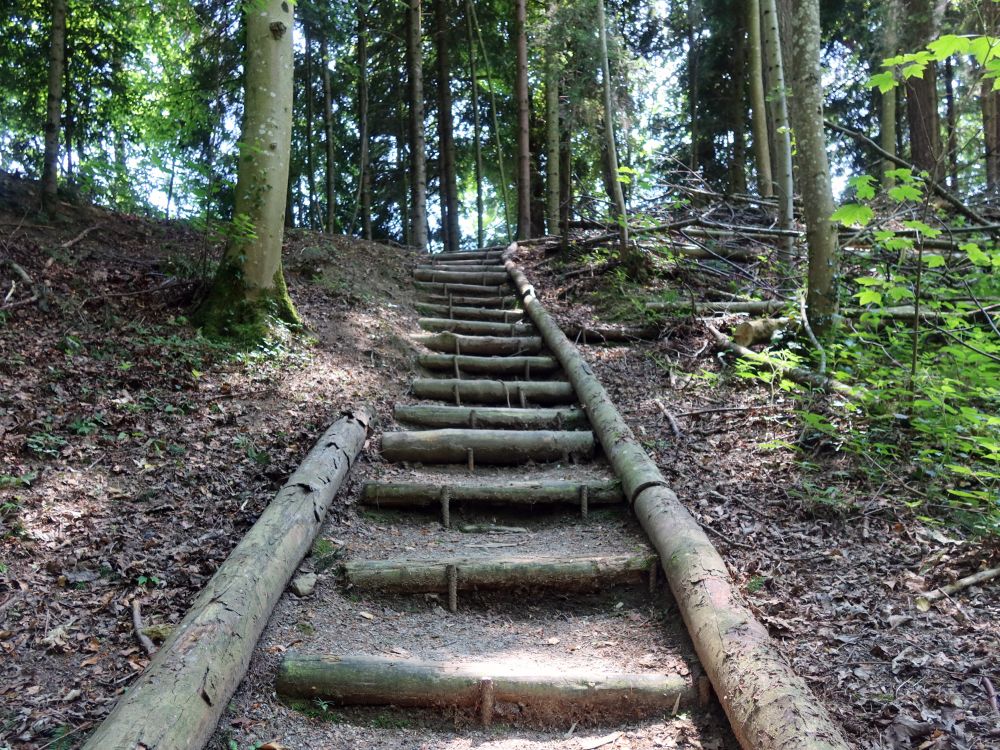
left=920, top=565, right=1000, bottom=604
left=653, top=399, right=683, bottom=440
left=60, top=222, right=102, bottom=249
left=130, top=599, right=157, bottom=657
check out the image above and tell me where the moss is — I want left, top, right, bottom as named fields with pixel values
left=193, top=259, right=301, bottom=342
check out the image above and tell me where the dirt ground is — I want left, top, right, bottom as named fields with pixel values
left=1, top=175, right=998, bottom=750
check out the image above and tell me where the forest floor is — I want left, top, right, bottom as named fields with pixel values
left=1, top=173, right=997, bottom=750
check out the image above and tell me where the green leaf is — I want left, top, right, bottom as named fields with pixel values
left=855, top=289, right=884, bottom=306
left=849, top=174, right=877, bottom=200
left=927, top=35, right=970, bottom=60
left=902, top=63, right=927, bottom=79
left=885, top=168, right=914, bottom=182
left=923, top=254, right=946, bottom=268
left=831, top=203, right=873, bottom=227
left=887, top=286, right=915, bottom=302
left=961, top=242, right=992, bottom=266
left=902, top=220, right=942, bottom=238
left=889, top=184, right=923, bottom=202
left=867, top=71, right=897, bottom=93
left=854, top=276, right=885, bottom=287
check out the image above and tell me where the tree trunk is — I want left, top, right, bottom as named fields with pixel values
left=729, top=18, right=748, bottom=194
left=411, top=378, right=576, bottom=405
left=760, top=0, right=794, bottom=260
left=393, top=404, right=588, bottom=430
left=407, top=0, right=429, bottom=251
left=415, top=351, right=560, bottom=374
left=515, top=0, right=532, bottom=240
left=466, top=0, right=485, bottom=247
left=81, top=408, right=372, bottom=750
left=545, top=0, right=561, bottom=235
left=413, top=332, right=542, bottom=355
left=747, top=0, right=773, bottom=197
left=435, top=0, right=460, bottom=252
left=417, top=318, right=535, bottom=337
left=944, top=55, right=958, bottom=190
left=397, top=87, right=410, bottom=245
left=196, top=0, right=299, bottom=334
left=362, top=478, right=622, bottom=508
left=358, top=2, right=372, bottom=239
left=41, top=0, right=67, bottom=213
left=903, top=0, right=946, bottom=180
left=304, top=29, right=317, bottom=229
left=785, top=0, right=838, bottom=336
left=879, top=1, right=900, bottom=187
left=381, top=428, right=595, bottom=464
left=321, top=38, right=337, bottom=233
left=597, top=0, right=631, bottom=262
left=982, top=0, right=999, bottom=191
left=687, top=0, right=701, bottom=171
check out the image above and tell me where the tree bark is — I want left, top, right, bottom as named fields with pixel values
left=413, top=268, right=509, bottom=284
left=785, top=0, right=838, bottom=336
left=729, top=23, right=748, bottom=195
left=687, top=0, right=701, bottom=171
left=304, top=28, right=317, bottom=228
left=393, top=404, right=588, bottom=430
left=902, top=0, right=946, bottom=180
left=466, top=0, right=485, bottom=247
left=944, top=55, right=958, bottom=190
left=81, top=408, right=372, bottom=750
left=747, top=0, right=773, bottom=197
left=879, top=1, right=900, bottom=187
left=597, top=0, right=631, bottom=262
left=435, top=0, right=460, bottom=253
left=545, top=0, right=561, bottom=235
left=196, top=0, right=299, bottom=333
left=414, top=332, right=543, bottom=355
left=322, top=39, right=337, bottom=233
left=407, top=0, right=429, bottom=250
left=41, top=0, right=67, bottom=213
left=414, top=303, right=527, bottom=323
left=358, top=1, right=372, bottom=239
left=515, top=0, right=532, bottom=240
left=982, top=0, right=1000, bottom=191
left=416, top=352, right=558, bottom=375
left=362, top=478, right=622, bottom=508
left=417, top=317, right=534, bottom=336
left=760, top=0, right=794, bottom=260
left=381, top=428, right=595, bottom=464
left=413, top=281, right=510, bottom=296
left=411, top=378, right=576, bottom=405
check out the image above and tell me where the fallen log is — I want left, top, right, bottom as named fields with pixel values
left=381, top=428, right=594, bottom=464
left=275, top=654, right=696, bottom=720
left=81, top=407, right=373, bottom=750
left=415, top=281, right=510, bottom=297
left=394, top=404, right=588, bottom=430
left=506, top=253, right=852, bottom=750
left=418, top=294, right=520, bottom=309
left=413, top=269, right=510, bottom=285
left=415, top=302, right=526, bottom=323
left=343, top=552, right=656, bottom=593
left=412, top=378, right=576, bottom=406
left=418, top=317, right=537, bottom=337
left=430, top=249, right=505, bottom=262
left=418, top=353, right=560, bottom=377
left=414, top=332, right=543, bottom=355
left=415, top=264, right=507, bottom=274
left=361, top=478, right=623, bottom=508
left=426, top=258, right=505, bottom=267
left=732, top=317, right=793, bottom=346
left=563, top=324, right=661, bottom=343
left=647, top=300, right=786, bottom=315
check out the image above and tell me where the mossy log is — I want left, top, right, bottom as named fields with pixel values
left=415, top=303, right=526, bottom=322
left=343, top=552, right=656, bottom=592
left=415, top=281, right=510, bottom=296
left=394, top=404, right=588, bottom=430
left=418, top=317, right=537, bottom=337
left=361, top=478, right=623, bottom=508
left=82, top=407, right=373, bottom=750
left=275, top=654, right=697, bottom=720
left=418, top=353, right=560, bottom=377
left=413, top=269, right=510, bottom=285
left=381, top=428, right=594, bottom=464
left=418, top=294, right=519, bottom=309
left=414, top=332, right=543, bottom=355
left=411, top=378, right=576, bottom=406
left=506, top=254, right=852, bottom=750
left=430, top=249, right=505, bottom=262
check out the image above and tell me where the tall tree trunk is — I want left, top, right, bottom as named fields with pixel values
left=466, top=0, right=484, bottom=247
left=982, top=0, right=1000, bottom=191
left=687, top=0, right=701, bottom=172
left=747, top=0, right=772, bottom=197
left=197, top=0, right=299, bottom=333
left=358, top=2, right=372, bottom=239
left=407, top=0, right=428, bottom=251
left=42, top=0, right=67, bottom=213
left=515, top=0, right=532, bottom=240
left=597, top=0, right=631, bottom=263
left=435, top=0, right=459, bottom=253
left=730, top=19, right=748, bottom=195
left=903, top=0, right=946, bottom=180
left=879, top=0, right=900, bottom=187
left=559, top=125, right=572, bottom=238
left=785, top=0, right=837, bottom=336
left=397, top=88, right=410, bottom=245
left=760, top=0, right=794, bottom=260
left=545, top=0, right=560, bottom=235
left=321, top=38, right=337, bottom=233
left=304, top=29, right=317, bottom=229
left=944, top=56, right=958, bottom=190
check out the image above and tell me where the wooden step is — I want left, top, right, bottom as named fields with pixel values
left=418, top=317, right=536, bottom=337
left=418, top=294, right=519, bottom=309
left=414, top=281, right=510, bottom=297
left=381, top=428, right=594, bottom=465
left=413, top=269, right=509, bottom=285
left=414, top=332, right=543, bottom=355
left=418, top=353, right=559, bottom=377
left=412, top=378, right=576, bottom=406
left=361, top=478, right=624, bottom=509
left=275, top=654, right=698, bottom=721
left=394, top=404, right=588, bottom=430
left=414, top=264, right=504, bottom=274
left=342, top=552, right=657, bottom=594
left=415, top=303, right=525, bottom=323
left=430, top=249, right=504, bottom=262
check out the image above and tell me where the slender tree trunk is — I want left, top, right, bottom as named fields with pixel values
left=760, top=0, right=794, bottom=260
left=747, top=0, right=772, bottom=197
left=879, top=1, right=900, bottom=187
left=198, top=0, right=298, bottom=332
left=515, top=0, right=532, bottom=240
left=358, top=2, right=372, bottom=239
left=559, top=126, right=572, bottom=238
left=321, top=39, right=337, bottom=233
left=786, top=0, right=837, bottom=336
left=903, top=0, right=946, bottom=180
left=41, top=0, right=67, bottom=212
left=597, top=0, right=631, bottom=262
left=397, top=89, right=410, bottom=246
left=435, top=0, right=459, bottom=252
left=730, top=20, right=748, bottom=194
left=983, top=0, right=1000, bottom=191
left=687, top=0, right=700, bottom=172
left=407, top=0, right=428, bottom=251
left=304, top=30, right=317, bottom=229
left=465, top=0, right=484, bottom=247
left=545, top=0, right=561, bottom=235
left=944, top=56, right=958, bottom=190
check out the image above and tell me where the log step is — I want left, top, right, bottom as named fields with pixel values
left=430, top=249, right=504, bottom=262
left=342, top=552, right=657, bottom=593
left=418, top=317, right=536, bottom=337
left=276, top=654, right=698, bottom=720
left=419, top=294, right=519, bottom=309
left=412, top=378, right=576, bottom=406
left=381, top=428, right=594, bottom=464
left=414, top=332, right=543, bottom=355
left=414, top=281, right=510, bottom=297
left=415, top=303, right=526, bottom=323
left=361, top=478, right=624, bottom=508
left=394, top=404, right=588, bottom=430
left=418, top=353, right=560, bottom=376
left=425, top=258, right=504, bottom=267
left=413, top=269, right=509, bottom=285
left=415, top=264, right=504, bottom=274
